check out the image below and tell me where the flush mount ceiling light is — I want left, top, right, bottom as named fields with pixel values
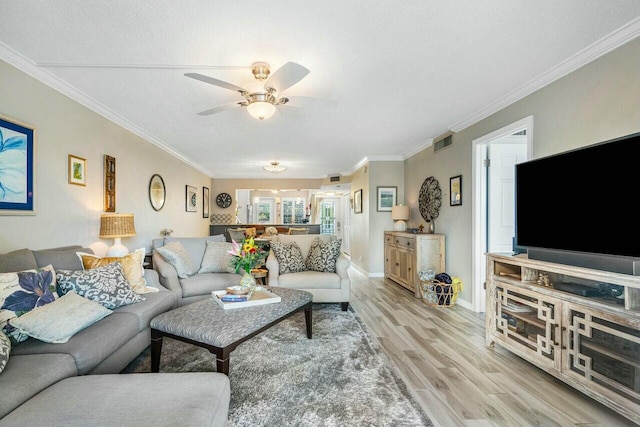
left=185, top=61, right=310, bottom=120
left=263, top=161, right=286, bottom=173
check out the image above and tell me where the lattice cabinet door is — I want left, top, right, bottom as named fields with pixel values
left=491, top=282, right=562, bottom=371
left=562, top=303, right=640, bottom=420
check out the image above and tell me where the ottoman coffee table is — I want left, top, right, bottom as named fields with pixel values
left=150, top=287, right=313, bottom=375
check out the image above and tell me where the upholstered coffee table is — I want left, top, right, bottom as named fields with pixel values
left=150, top=287, right=313, bottom=375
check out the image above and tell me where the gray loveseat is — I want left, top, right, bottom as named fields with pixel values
left=153, top=236, right=242, bottom=306
left=0, top=245, right=230, bottom=426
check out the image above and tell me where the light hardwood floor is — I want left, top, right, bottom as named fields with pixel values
left=349, top=272, right=636, bottom=427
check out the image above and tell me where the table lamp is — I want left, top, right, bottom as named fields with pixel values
left=391, top=205, right=410, bottom=232
left=99, top=213, right=137, bottom=256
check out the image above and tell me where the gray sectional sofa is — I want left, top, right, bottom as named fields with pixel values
left=153, top=236, right=242, bottom=306
left=0, top=245, right=230, bottom=426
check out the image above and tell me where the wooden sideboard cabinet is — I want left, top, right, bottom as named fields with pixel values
left=485, top=253, right=640, bottom=424
left=384, top=232, right=445, bottom=298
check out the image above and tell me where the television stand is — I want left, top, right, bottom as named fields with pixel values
left=486, top=253, right=640, bottom=424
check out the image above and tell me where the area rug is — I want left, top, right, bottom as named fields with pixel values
left=124, top=304, right=433, bottom=427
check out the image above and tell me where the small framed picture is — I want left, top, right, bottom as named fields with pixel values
left=450, top=175, right=462, bottom=206
left=186, top=185, right=197, bottom=212
left=203, top=187, right=210, bottom=218
left=354, top=189, right=363, bottom=214
left=376, top=186, right=397, bottom=212
left=68, top=154, right=86, bottom=186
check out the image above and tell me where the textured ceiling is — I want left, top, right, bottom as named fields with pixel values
left=1, top=1, right=640, bottom=178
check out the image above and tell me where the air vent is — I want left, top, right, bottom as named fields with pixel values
left=434, top=134, right=453, bottom=152
left=329, top=175, right=341, bottom=182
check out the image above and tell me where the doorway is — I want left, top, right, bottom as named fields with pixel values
left=472, top=116, right=533, bottom=312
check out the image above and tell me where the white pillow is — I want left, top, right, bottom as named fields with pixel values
left=9, top=292, right=112, bottom=344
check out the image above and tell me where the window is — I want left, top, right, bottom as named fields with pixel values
left=282, top=198, right=306, bottom=224
left=254, top=198, right=275, bottom=223
left=320, top=201, right=335, bottom=234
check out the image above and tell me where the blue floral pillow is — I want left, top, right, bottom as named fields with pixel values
left=0, top=265, right=58, bottom=344
left=56, top=262, right=144, bottom=310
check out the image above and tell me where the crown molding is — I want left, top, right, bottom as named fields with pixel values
left=0, top=42, right=214, bottom=177
left=449, top=17, right=640, bottom=133
left=402, top=138, right=434, bottom=159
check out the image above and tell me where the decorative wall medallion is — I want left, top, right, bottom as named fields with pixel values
left=418, top=176, right=441, bottom=222
left=216, top=192, right=232, bottom=209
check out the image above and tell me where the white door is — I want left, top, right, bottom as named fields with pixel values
left=472, top=116, right=533, bottom=313
left=488, top=136, right=528, bottom=253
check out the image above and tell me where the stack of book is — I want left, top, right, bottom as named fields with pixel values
left=220, top=293, right=250, bottom=302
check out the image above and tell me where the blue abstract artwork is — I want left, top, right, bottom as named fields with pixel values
left=0, top=117, right=34, bottom=213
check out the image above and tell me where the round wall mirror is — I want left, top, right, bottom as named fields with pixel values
left=149, top=174, right=166, bottom=211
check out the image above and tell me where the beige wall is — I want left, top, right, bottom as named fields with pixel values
left=348, top=164, right=370, bottom=272
left=368, top=161, right=404, bottom=275
left=405, top=37, right=640, bottom=306
left=0, top=60, right=212, bottom=255
left=209, top=178, right=324, bottom=220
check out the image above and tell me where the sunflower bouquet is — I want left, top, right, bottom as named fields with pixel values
left=227, top=236, right=266, bottom=275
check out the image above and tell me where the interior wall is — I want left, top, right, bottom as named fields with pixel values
left=368, top=161, right=404, bottom=276
left=349, top=163, right=369, bottom=273
left=405, top=36, right=640, bottom=306
left=210, top=178, right=324, bottom=223
left=0, top=60, right=212, bottom=255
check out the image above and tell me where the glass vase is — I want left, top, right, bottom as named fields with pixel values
left=239, top=270, right=257, bottom=297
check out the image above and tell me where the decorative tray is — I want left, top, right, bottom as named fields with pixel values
left=212, top=287, right=281, bottom=310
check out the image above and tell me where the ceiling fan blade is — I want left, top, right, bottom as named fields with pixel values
left=265, top=62, right=310, bottom=93
left=197, top=102, right=242, bottom=116
left=185, top=72, right=245, bottom=93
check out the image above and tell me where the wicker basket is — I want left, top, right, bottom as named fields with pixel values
left=420, top=279, right=460, bottom=308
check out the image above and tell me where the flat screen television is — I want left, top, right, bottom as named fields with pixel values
left=515, top=131, right=640, bottom=275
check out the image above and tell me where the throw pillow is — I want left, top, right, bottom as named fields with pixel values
left=270, top=241, right=306, bottom=275
left=198, top=241, right=235, bottom=274
left=156, top=241, right=197, bottom=278
left=0, top=330, right=10, bottom=374
left=56, top=262, right=144, bottom=309
left=0, top=265, right=58, bottom=344
left=9, top=291, right=112, bottom=344
left=77, top=248, right=158, bottom=294
left=306, top=237, right=342, bottom=273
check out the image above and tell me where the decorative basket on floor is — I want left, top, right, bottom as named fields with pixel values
left=420, top=279, right=461, bottom=308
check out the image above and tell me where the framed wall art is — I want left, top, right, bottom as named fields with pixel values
left=354, top=189, right=363, bottom=214
left=104, top=155, right=116, bottom=212
left=203, top=186, right=210, bottom=218
left=450, top=175, right=462, bottom=206
left=0, top=116, right=35, bottom=215
left=186, top=185, right=197, bottom=212
left=376, top=186, right=397, bottom=212
left=68, top=155, right=86, bottom=186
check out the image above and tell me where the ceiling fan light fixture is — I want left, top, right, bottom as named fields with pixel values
left=247, top=101, right=276, bottom=120
left=263, top=161, right=286, bottom=173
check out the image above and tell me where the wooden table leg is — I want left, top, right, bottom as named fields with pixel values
left=150, top=329, right=163, bottom=373
left=305, top=303, right=312, bottom=339
left=216, top=357, right=230, bottom=375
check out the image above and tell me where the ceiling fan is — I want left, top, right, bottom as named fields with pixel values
left=185, top=61, right=310, bottom=120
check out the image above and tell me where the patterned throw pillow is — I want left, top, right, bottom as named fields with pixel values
left=156, top=241, right=197, bottom=278
left=270, top=241, right=306, bottom=275
left=0, top=330, right=10, bottom=374
left=198, top=241, right=235, bottom=274
left=9, top=291, right=112, bottom=344
left=306, top=237, right=343, bottom=273
left=77, top=248, right=158, bottom=294
left=56, top=262, right=144, bottom=309
left=0, top=265, right=58, bottom=344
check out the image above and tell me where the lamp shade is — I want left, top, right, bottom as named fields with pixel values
left=99, top=213, right=136, bottom=238
left=391, top=205, right=410, bottom=221
left=247, top=101, right=276, bottom=120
